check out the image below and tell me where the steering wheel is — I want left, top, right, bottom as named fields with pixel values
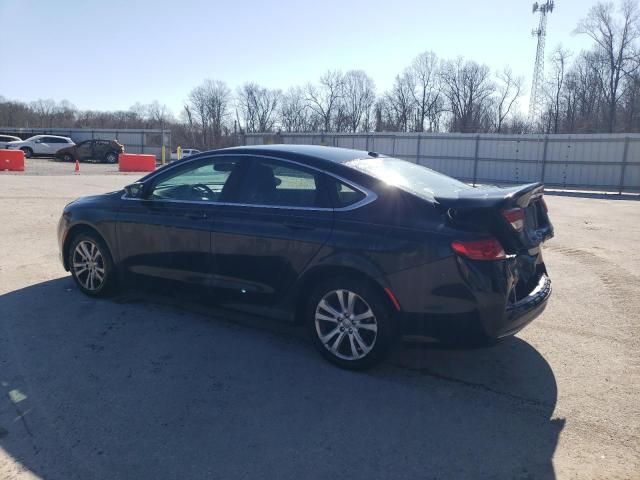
left=190, top=183, right=215, bottom=199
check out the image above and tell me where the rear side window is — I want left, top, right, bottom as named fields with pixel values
left=332, top=181, right=366, bottom=208
left=345, top=157, right=472, bottom=202
left=234, top=159, right=327, bottom=208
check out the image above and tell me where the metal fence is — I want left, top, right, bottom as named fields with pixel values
left=244, top=132, right=640, bottom=193
left=0, top=127, right=171, bottom=159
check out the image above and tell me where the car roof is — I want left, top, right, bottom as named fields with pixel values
left=34, top=134, right=71, bottom=139
left=217, top=144, right=380, bottom=164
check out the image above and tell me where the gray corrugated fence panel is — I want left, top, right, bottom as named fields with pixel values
left=623, top=139, right=640, bottom=190
left=241, top=132, right=640, bottom=192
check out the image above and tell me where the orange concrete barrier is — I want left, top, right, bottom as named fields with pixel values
left=119, top=153, right=156, bottom=172
left=0, top=149, right=25, bottom=171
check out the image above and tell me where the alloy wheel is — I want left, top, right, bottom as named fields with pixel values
left=314, top=289, right=378, bottom=361
left=72, top=240, right=106, bottom=291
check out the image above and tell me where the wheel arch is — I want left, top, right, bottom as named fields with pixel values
left=62, top=223, right=112, bottom=270
left=292, top=261, right=398, bottom=324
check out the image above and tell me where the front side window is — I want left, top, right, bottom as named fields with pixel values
left=234, top=159, right=326, bottom=208
left=150, top=158, right=240, bottom=202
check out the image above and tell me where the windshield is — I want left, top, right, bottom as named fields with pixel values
left=345, top=157, right=472, bottom=202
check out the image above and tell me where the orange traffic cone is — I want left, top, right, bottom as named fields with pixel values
left=74, top=159, right=80, bottom=173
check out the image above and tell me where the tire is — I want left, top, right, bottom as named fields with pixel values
left=306, top=276, right=396, bottom=369
left=63, top=153, right=74, bottom=162
left=21, top=147, right=33, bottom=158
left=104, top=151, right=118, bottom=164
left=68, top=232, right=116, bottom=297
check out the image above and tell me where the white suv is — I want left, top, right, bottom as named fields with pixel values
left=6, top=135, right=75, bottom=158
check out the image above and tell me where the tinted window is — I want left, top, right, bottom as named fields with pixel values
left=150, top=158, right=241, bottom=202
left=235, top=159, right=326, bottom=208
left=344, top=157, right=472, bottom=202
left=332, top=181, right=366, bottom=208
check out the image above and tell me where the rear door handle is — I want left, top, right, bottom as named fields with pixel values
left=283, top=221, right=315, bottom=231
left=187, top=212, right=208, bottom=220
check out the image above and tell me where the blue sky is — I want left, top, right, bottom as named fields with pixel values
left=0, top=0, right=594, bottom=115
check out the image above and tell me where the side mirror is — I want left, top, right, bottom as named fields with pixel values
left=124, top=182, right=146, bottom=199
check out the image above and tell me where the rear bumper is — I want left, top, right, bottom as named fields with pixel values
left=499, top=274, right=551, bottom=337
left=390, top=255, right=552, bottom=342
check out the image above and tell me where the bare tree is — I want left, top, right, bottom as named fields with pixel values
left=30, top=99, right=56, bottom=127
left=202, top=79, right=231, bottom=142
left=306, top=70, right=343, bottom=131
left=441, top=58, right=495, bottom=132
left=237, top=83, right=280, bottom=133
left=384, top=73, right=415, bottom=132
left=409, top=51, right=443, bottom=132
left=341, top=70, right=376, bottom=132
left=187, top=84, right=211, bottom=145
left=279, top=87, right=311, bottom=132
left=493, top=67, right=524, bottom=133
left=545, top=46, right=571, bottom=133
left=576, top=0, right=640, bottom=132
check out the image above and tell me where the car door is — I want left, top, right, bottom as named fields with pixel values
left=93, top=140, right=109, bottom=160
left=32, top=137, right=48, bottom=155
left=116, top=156, right=246, bottom=285
left=42, top=137, right=62, bottom=155
left=207, top=155, right=334, bottom=307
left=76, top=141, right=93, bottom=160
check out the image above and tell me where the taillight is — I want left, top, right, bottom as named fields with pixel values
left=502, top=208, right=525, bottom=232
left=451, top=238, right=506, bottom=261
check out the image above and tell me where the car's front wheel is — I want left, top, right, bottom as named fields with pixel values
left=306, top=277, right=396, bottom=369
left=68, top=233, right=116, bottom=297
left=21, top=147, right=33, bottom=158
left=63, top=153, right=74, bottom=162
left=104, top=151, right=118, bottom=164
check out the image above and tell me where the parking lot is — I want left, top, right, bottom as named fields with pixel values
left=1, top=158, right=639, bottom=479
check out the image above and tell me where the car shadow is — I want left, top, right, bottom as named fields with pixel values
left=0, top=277, right=564, bottom=480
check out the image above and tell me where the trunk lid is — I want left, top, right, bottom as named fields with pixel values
left=436, top=182, right=554, bottom=252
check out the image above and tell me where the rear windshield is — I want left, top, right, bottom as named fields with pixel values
left=344, top=157, right=472, bottom=202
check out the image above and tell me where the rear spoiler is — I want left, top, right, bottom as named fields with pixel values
left=434, top=183, right=545, bottom=210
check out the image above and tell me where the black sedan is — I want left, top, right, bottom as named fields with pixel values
left=57, top=145, right=553, bottom=369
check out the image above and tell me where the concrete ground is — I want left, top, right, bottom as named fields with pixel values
left=0, top=158, right=639, bottom=479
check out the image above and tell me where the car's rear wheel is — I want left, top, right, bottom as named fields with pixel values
left=306, top=277, right=395, bottom=369
left=68, top=233, right=116, bottom=297
left=21, top=147, right=33, bottom=158
left=104, top=151, right=118, bottom=164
